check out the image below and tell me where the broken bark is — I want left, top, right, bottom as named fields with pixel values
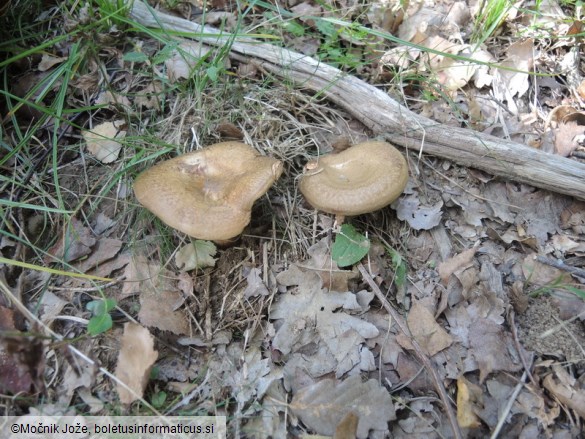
left=129, top=0, right=585, bottom=201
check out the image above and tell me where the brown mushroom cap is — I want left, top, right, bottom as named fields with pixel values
left=299, top=141, right=408, bottom=217
left=134, top=142, right=283, bottom=241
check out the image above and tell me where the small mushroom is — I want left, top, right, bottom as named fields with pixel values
left=299, top=141, right=408, bottom=223
left=134, top=142, right=283, bottom=241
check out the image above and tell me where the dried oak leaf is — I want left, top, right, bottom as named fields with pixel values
left=121, top=255, right=168, bottom=298
left=290, top=375, right=395, bottom=438
left=74, top=238, right=123, bottom=274
left=554, top=111, right=585, bottom=157
left=175, top=240, right=217, bottom=271
left=165, top=41, right=211, bottom=83
left=469, top=319, right=522, bottom=383
left=139, top=289, right=190, bottom=335
left=406, top=301, right=453, bottom=356
left=115, top=323, right=158, bottom=404
left=243, top=267, right=269, bottom=298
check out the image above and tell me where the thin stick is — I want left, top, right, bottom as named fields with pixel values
left=490, top=370, right=528, bottom=439
left=357, top=263, right=462, bottom=439
left=535, top=256, right=585, bottom=280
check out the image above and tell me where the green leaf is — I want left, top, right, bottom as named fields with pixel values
left=151, top=391, right=167, bottom=408
left=316, top=18, right=336, bottom=37
left=282, top=20, right=305, bottom=37
left=386, top=247, right=407, bottom=287
left=332, top=224, right=370, bottom=268
left=86, top=298, right=117, bottom=315
left=152, top=42, right=178, bottom=64
left=87, top=313, right=113, bottom=336
left=206, top=65, right=219, bottom=82
left=565, top=286, right=585, bottom=300
left=123, top=51, right=149, bottom=63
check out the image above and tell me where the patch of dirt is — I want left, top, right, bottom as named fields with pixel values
left=517, top=295, right=585, bottom=362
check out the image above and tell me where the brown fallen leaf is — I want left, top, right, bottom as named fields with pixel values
left=37, top=54, right=67, bottom=72
left=438, top=245, right=478, bottom=285
left=334, top=411, right=359, bottom=439
left=74, top=238, right=123, bottom=273
left=135, top=82, right=162, bottom=110
left=521, top=255, right=572, bottom=287
left=165, top=41, right=210, bottom=82
left=121, top=255, right=167, bottom=298
left=469, top=319, right=522, bottom=383
left=560, top=200, right=585, bottom=234
left=139, top=289, right=190, bottom=335
left=45, top=218, right=96, bottom=263
left=304, top=238, right=358, bottom=292
left=290, top=375, right=395, bottom=438
left=407, top=301, right=453, bottom=356
left=115, top=323, right=158, bottom=405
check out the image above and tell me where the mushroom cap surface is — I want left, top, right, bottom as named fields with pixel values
left=300, top=141, right=408, bottom=216
left=134, top=142, right=283, bottom=241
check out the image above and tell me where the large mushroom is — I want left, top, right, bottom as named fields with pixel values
left=299, top=141, right=408, bottom=223
left=134, top=142, right=283, bottom=241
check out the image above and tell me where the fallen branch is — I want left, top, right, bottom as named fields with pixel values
left=128, top=0, right=585, bottom=201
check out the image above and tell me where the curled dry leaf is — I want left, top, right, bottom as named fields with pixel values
left=243, top=267, right=269, bottom=298
left=542, top=366, right=585, bottom=419
left=437, top=245, right=478, bottom=285
left=74, top=238, right=123, bottom=274
left=38, top=54, right=67, bottom=72
left=135, top=82, right=162, bottom=109
left=491, top=39, right=534, bottom=114
left=305, top=238, right=358, bottom=292
left=469, top=319, right=522, bottom=383
left=165, top=41, right=211, bottom=82
left=115, top=323, right=158, bottom=405
left=553, top=110, right=585, bottom=157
